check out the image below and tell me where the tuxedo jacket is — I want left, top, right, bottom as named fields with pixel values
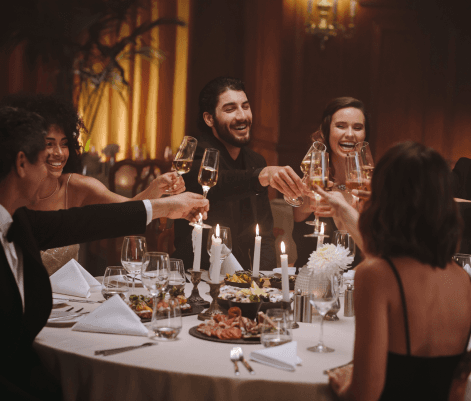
left=0, top=201, right=146, bottom=395
left=173, top=133, right=276, bottom=271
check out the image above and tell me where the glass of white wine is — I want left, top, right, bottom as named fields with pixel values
left=190, top=148, right=219, bottom=229
left=284, top=141, right=326, bottom=207
left=121, top=236, right=147, bottom=295
left=354, top=141, right=374, bottom=191
left=305, top=150, right=329, bottom=237
left=172, top=136, right=198, bottom=176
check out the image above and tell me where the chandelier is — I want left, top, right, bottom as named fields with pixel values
left=305, top=0, right=358, bottom=50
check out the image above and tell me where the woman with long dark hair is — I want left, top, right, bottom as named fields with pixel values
left=325, top=142, right=471, bottom=400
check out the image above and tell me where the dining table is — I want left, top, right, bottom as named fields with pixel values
left=34, top=276, right=471, bottom=401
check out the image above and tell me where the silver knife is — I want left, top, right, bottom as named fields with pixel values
left=53, top=298, right=103, bottom=304
left=95, top=342, right=157, bottom=356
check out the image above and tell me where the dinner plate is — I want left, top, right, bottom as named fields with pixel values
left=52, top=299, right=68, bottom=308
left=189, top=326, right=261, bottom=344
left=139, top=303, right=208, bottom=323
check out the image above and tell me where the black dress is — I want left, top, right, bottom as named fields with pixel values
left=379, top=258, right=471, bottom=401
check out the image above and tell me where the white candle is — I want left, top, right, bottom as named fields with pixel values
left=333, top=0, right=339, bottom=21
left=280, top=241, right=290, bottom=302
left=210, top=224, right=222, bottom=283
left=253, top=224, right=261, bottom=278
left=350, top=0, right=357, bottom=19
left=192, top=219, right=203, bottom=272
left=317, top=222, right=325, bottom=249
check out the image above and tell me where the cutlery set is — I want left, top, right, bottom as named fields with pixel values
left=95, top=342, right=157, bottom=356
left=230, top=347, right=255, bottom=375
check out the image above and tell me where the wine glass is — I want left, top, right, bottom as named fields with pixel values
left=345, top=152, right=364, bottom=192
left=207, top=225, right=232, bottom=262
left=172, top=136, right=198, bottom=176
left=101, top=267, right=129, bottom=300
left=168, top=258, right=186, bottom=292
left=189, top=148, right=219, bottom=229
left=354, top=141, right=374, bottom=191
left=284, top=141, right=327, bottom=207
left=307, top=270, right=340, bottom=353
left=141, top=252, right=169, bottom=298
left=304, top=150, right=329, bottom=237
left=121, top=236, right=147, bottom=295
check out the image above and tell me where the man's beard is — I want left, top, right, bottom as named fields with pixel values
left=213, top=117, right=251, bottom=148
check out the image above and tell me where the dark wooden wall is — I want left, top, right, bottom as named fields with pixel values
left=185, top=0, right=471, bottom=182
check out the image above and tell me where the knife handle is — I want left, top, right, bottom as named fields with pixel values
left=241, top=357, right=255, bottom=374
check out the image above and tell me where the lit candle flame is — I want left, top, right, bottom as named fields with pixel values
left=256, top=224, right=259, bottom=236
left=320, top=222, right=325, bottom=235
left=216, top=224, right=220, bottom=238
left=281, top=241, right=286, bottom=254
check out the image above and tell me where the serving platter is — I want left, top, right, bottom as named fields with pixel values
left=139, top=303, right=207, bottom=323
left=188, top=326, right=261, bottom=344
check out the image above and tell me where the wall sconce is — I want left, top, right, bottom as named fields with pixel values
left=305, top=0, right=357, bottom=50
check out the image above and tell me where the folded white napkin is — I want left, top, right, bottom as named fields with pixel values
left=250, top=341, right=302, bottom=372
left=464, top=264, right=471, bottom=278
left=72, top=294, right=149, bottom=336
left=50, top=259, right=100, bottom=298
left=221, top=252, right=244, bottom=275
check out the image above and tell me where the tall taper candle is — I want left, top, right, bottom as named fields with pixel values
left=210, top=224, right=222, bottom=283
left=192, top=219, right=203, bottom=272
left=253, top=224, right=261, bottom=277
left=280, top=241, right=290, bottom=302
left=317, top=222, right=325, bottom=249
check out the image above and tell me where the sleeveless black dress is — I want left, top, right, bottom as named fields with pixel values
left=379, top=258, right=471, bottom=401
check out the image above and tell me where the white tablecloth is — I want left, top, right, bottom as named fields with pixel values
left=35, top=281, right=355, bottom=401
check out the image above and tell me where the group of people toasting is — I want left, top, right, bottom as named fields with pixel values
left=1, top=75, right=471, bottom=400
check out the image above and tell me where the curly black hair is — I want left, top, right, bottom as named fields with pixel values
left=0, top=93, right=86, bottom=173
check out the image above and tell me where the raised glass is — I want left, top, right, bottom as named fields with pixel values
left=172, top=136, right=198, bottom=176
left=207, top=225, right=232, bottom=262
left=354, top=141, right=374, bottom=191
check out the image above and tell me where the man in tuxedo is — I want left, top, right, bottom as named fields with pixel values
left=173, top=77, right=305, bottom=272
left=0, top=107, right=209, bottom=400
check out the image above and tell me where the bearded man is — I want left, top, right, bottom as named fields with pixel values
left=173, top=77, right=304, bottom=272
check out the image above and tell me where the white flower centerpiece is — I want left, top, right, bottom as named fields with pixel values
left=294, top=243, right=354, bottom=295
left=306, top=243, right=353, bottom=273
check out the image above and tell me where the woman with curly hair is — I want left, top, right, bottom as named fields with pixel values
left=1, top=93, right=185, bottom=274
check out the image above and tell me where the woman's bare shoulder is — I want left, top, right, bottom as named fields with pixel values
left=355, top=257, right=393, bottom=288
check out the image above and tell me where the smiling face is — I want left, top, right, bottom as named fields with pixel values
left=329, top=107, right=366, bottom=159
left=45, top=124, right=69, bottom=178
left=205, top=89, right=252, bottom=148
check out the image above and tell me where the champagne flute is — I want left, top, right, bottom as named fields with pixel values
left=141, top=252, right=169, bottom=297
left=189, top=148, right=219, bottom=229
left=121, top=236, right=147, bottom=295
left=307, top=270, right=340, bottom=353
left=345, top=152, right=364, bottom=192
left=284, top=141, right=327, bottom=207
left=172, top=136, right=197, bottom=176
left=354, top=141, right=374, bottom=190
left=304, top=151, right=329, bottom=237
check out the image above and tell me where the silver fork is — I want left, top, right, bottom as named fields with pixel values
left=230, top=348, right=240, bottom=376
left=234, top=347, right=255, bottom=374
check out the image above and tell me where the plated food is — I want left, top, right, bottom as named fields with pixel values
left=128, top=287, right=192, bottom=320
left=196, top=307, right=263, bottom=340
left=269, top=275, right=296, bottom=290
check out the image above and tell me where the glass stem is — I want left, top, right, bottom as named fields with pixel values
left=202, top=187, right=209, bottom=199
left=318, top=313, right=325, bottom=346
left=132, top=273, right=136, bottom=293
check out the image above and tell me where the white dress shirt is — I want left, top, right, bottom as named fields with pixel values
left=0, top=200, right=153, bottom=313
